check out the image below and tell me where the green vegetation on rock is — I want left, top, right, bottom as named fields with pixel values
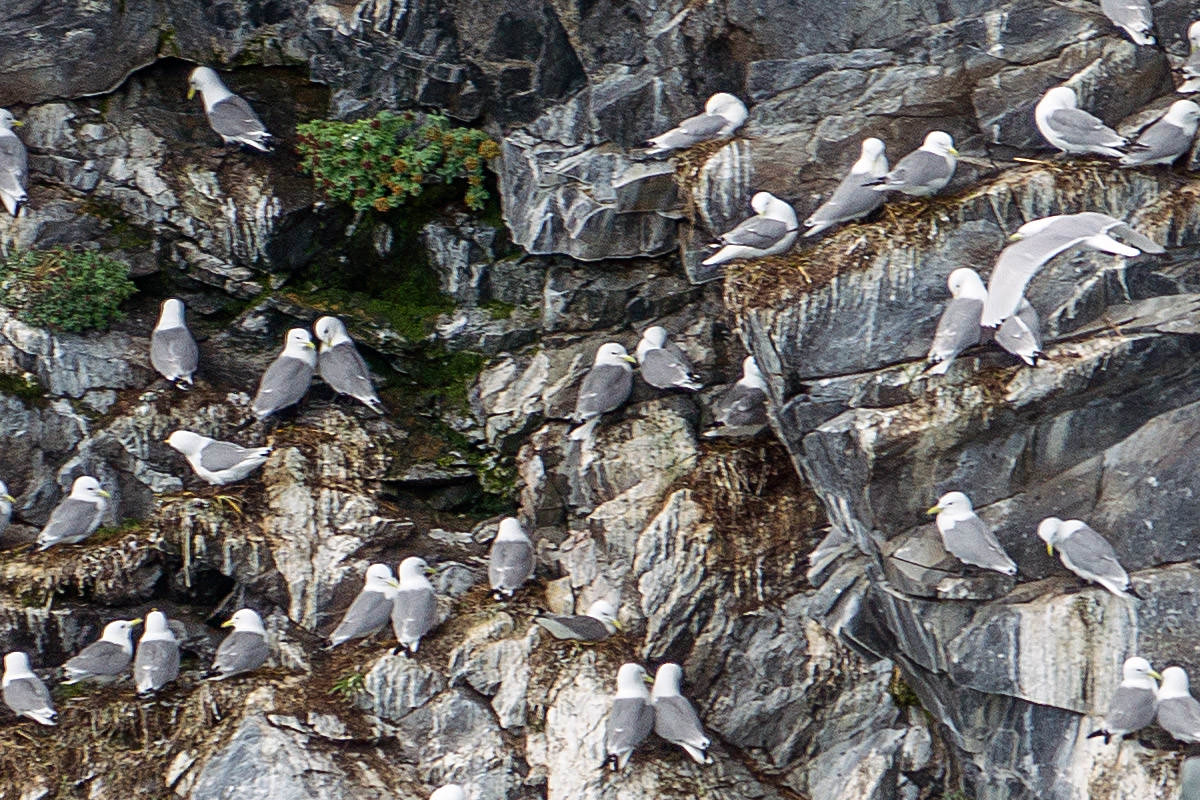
left=0, top=371, right=45, bottom=406
left=0, top=248, right=137, bottom=333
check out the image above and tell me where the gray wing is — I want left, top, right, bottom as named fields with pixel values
left=1181, top=756, right=1200, bottom=800
left=37, top=498, right=102, bottom=548
left=1103, top=685, right=1157, bottom=734
left=213, top=630, right=269, bottom=677
left=318, top=342, right=378, bottom=400
left=982, top=231, right=1089, bottom=325
left=885, top=150, right=953, bottom=192
left=65, top=640, right=130, bottom=677
left=926, top=297, right=983, bottom=367
left=651, top=113, right=728, bottom=150
left=534, top=614, right=610, bottom=641
left=199, top=441, right=263, bottom=472
left=940, top=514, right=1017, bottom=574
left=640, top=347, right=700, bottom=390
left=134, top=640, right=180, bottom=692
left=606, top=697, right=655, bottom=754
left=807, top=173, right=884, bottom=227
left=150, top=328, right=199, bottom=380
left=717, top=216, right=790, bottom=249
left=1047, top=108, right=1126, bottom=149
left=714, top=384, right=767, bottom=427
left=1058, top=525, right=1130, bottom=585
left=208, top=95, right=268, bottom=140
left=1122, top=118, right=1192, bottom=165
left=1100, top=0, right=1154, bottom=38
left=1158, top=696, right=1200, bottom=742
left=653, top=695, right=710, bottom=749
left=573, top=364, right=633, bottom=420
left=252, top=355, right=313, bottom=417
left=3, top=676, right=53, bottom=715
left=328, top=589, right=392, bottom=645
left=995, top=300, right=1043, bottom=365
left=1101, top=221, right=1165, bottom=253
left=391, top=587, right=437, bottom=641
left=488, top=539, right=534, bottom=592
left=1185, top=50, right=1200, bottom=80
left=0, top=133, right=28, bottom=198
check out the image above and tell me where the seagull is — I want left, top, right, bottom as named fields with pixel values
left=207, top=609, right=270, bottom=680
left=709, top=355, right=768, bottom=432
left=604, top=663, right=655, bottom=771
left=314, top=316, right=385, bottom=414
left=327, top=563, right=398, bottom=648
left=150, top=298, right=199, bottom=389
left=925, top=268, right=986, bottom=375
left=0, top=109, right=28, bottom=217
left=1100, top=0, right=1155, bottom=45
left=1087, top=656, right=1161, bottom=743
left=568, top=343, right=636, bottom=441
left=867, top=131, right=958, bottom=196
left=1179, top=21, right=1200, bottom=93
left=251, top=328, right=317, bottom=420
left=0, top=479, right=14, bottom=539
left=429, top=787, right=466, bottom=800
left=804, top=137, right=888, bottom=237
left=701, top=191, right=799, bottom=267
left=650, top=663, right=714, bottom=764
left=187, top=66, right=273, bottom=152
left=1119, top=100, right=1200, bottom=167
left=645, top=93, right=748, bottom=156
left=534, top=600, right=621, bottom=641
left=63, top=618, right=141, bottom=684
left=166, top=430, right=271, bottom=485
left=635, top=327, right=702, bottom=391
left=1157, top=666, right=1200, bottom=743
left=1035, top=87, right=1128, bottom=158
left=1037, top=517, right=1140, bottom=600
left=133, top=610, right=180, bottom=697
left=35, top=476, right=110, bottom=551
left=488, top=517, right=535, bottom=600
left=2, top=652, right=56, bottom=726
left=995, top=299, right=1045, bottom=367
left=390, top=556, right=437, bottom=655
left=926, top=492, right=1018, bottom=575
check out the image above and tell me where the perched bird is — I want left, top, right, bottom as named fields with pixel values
left=187, top=66, right=272, bottom=152
left=0, top=479, right=14, bottom=538
left=207, top=609, right=270, bottom=680
left=1178, top=21, right=1200, bottom=93
left=63, top=618, right=141, bottom=684
left=1037, top=517, right=1139, bottom=600
left=35, top=475, right=110, bottom=551
left=1119, top=100, right=1200, bottom=167
left=1035, top=87, right=1128, bottom=158
left=645, top=93, right=748, bottom=156
left=924, top=268, right=986, bottom=375
left=926, top=492, right=1018, bottom=576
left=2, top=652, right=56, bottom=726
left=981, top=212, right=1163, bottom=327
left=429, top=786, right=466, bottom=800
left=701, top=191, right=798, bottom=267
left=635, top=327, right=702, bottom=391
left=568, top=343, right=636, bottom=441
left=804, top=137, right=888, bottom=237
left=327, top=563, right=398, bottom=648
left=1157, top=666, right=1200, bottom=743
left=391, top=556, right=437, bottom=655
left=1087, top=656, right=1161, bottom=744
left=1100, top=0, right=1155, bottom=45
left=488, top=517, right=535, bottom=600
left=166, top=430, right=271, bottom=485
left=995, top=298, right=1045, bottom=367
left=604, top=663, right=655, bottom=771
left=133, top=610, right=180, bottom=697
left=314, top=316, right=385, bottom=414
left=0, top=109, right=28, bottom=217
left=535, top=600, right=621, bottom=641
left=150, top=298, right=199, bottom=389
left=251, top=328, right=317, bottom=420
left=650, top=663, right=714, bottom=765
left=867, top=131, right=958, bottom=197
left=709, top=355, right=769, bottom=431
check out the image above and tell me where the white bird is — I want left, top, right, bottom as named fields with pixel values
left=150, top=298, right=199, bottom=389
left=569, top=343, right=636, bottom=441
left=251, top=328, right=317, bottom=420
left=1119, top=100, right=1200, bottom=167
left=1157, top=666, right=1200, bottom=742
left=429, top=786, right=467, bottom=800
left=2, top=652, right=56, bottom=726
left=63, top=619, right=141, bottom=683
left=36, top=476, right=110, bottom=551
left=804, top=137, right=888, bottom=237
left=166, top=430, right=271, bottom=485
left=995, top=299, right=1045, bottom=367
left=1087, top=656, right=1161, bottom=743
left=1100, top=0, right=1155, bottom=45
left=926, top=492, right=1018, bottom=575
left=390, top=556, right=437, bottom=655
left=867, top=131, right=957, bottom=196
left=650, top=663, right=714, bottom=764
left=1179, top=21, right=1200, bottom=93
left=1037, top=517, right=1139, bottom=600
left=133, top=610, right=179, bottom=696
left=645, top=93, right=748, bottom=156
left=488, top=517, right=535, bottom=599
left=534, top=600, right=621, bottom=641
left=0, top=479, right=14, bottom=539
left=187, top=66, right=273, bottom=151
left=1035, top=87, right=1128, bottom=158
left=709, top=355, right=768, bottom=431
left=925, top=268, right=986, bottom=375
left=327, top=563, right=398, bottom=648
left=314, top=316, right=385, bottom=414
left=635, top=326, right=702, bottom=391
left=207, top=609, right=270, bottom=680
left=604, top=663, right=654, bottom=771
left=0, top=109, right=28, bottom=217
left=701, top=191, right=798, bottom=267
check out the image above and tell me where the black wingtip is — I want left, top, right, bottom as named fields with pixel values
left=1086, top=729, right=1112, bottom=744
left=1127, top=584, right=1143, bottom=600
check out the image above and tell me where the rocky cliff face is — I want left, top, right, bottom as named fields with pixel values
left=1, top=1, right=1200, bottom=799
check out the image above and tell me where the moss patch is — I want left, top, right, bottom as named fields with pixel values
left=0, top=371, right=47, bottom=407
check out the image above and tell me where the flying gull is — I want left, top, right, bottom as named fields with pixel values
left=1087, top=656, right=1161, bottom=743
left=251, top=328, right=317, bottom=420
left=604, top=663, right=655, bottom=771
left=1035, top=87, right=1128, bottom=158
left=2, top=652, right=56, bottom=726
left=926, top=491, right=1018, bottom=575
left=134, top=610, right=180, bottom=697
left=867, top=131, right=957, bottom=197
left=63, top=618, right=141, bottom=684
left=36, top=475, right=109, bottom=551
left=391, top=556, right=438, bottom=655
left=207, top=609, right=270, bottom=680
left=187, top=66, right=273, bottom=152
left=430, top=787, right=466, bottom=800
left=0, top=109, right=28, bottom=217
left=645, top=93, right=748, bottom=157
left=1156, top=666, right=1200, bottom=742
left=535, top=600, right=621, bottom=641
left=568, top=342, right=636, bottom=441
left=651, top=663, right=714, bottom=764
left=1100, top=0, right=1155, bottom=45
left=1119, top=100, right=1200, bottom=167
left=327, top=563, right=397, bottom=648
left=166, top=430, right=271, bottom=485
left=150, top=298, right=199, bottom=389
left=0, top=479, right=14, bottom=539
left=708, top=355, right=768, bottom=433
left=804, top=137, right=888, bottom=237
left=701, top=191, right=798, bottom=267
left=1178, top=21, right=1200, bottom=93
left=1037, top=517, right=1139, bottom=600
left=314, top=316, right=385, bottom=414
left=488, top=517, right=535, bottom=600
left=635, top=326, right=702, bottom=391
left=995, top=299, right=1045, bottom=367
left=924, top=268, right=985, bottom=375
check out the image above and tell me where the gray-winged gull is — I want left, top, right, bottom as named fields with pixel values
left=166, top=430, right=271, bottom=485
left=1101, top=0, right=1155, bottom=45
left=150, top=298, right=199, bottom=389
left=207, top=609, right=270, bottom=680
left=645, top=93, right=748, bottom=156
left=535, top=600, right=621, bottom=641
left=0, top=479, right=13, bottom=538
left=636, top=326, right=702, bottom=391
left=980, top=212, right=1163, bottom=326
left=708, top=355, right=768, bottom=435
left=63, top=618, right=141, bottom=684
left=605, top=663, right=655, bottom=771
left=1180, top=21, right=1200, bottom=93
left=1037, top=517, right=1139, bottom=600
left=702, top=192, right=798, bottom=267
left=651, top=663, right=714, bottom=764
left=0, top=109, right=28, bottom=217
left=1087, top=656, right=1161, bottom=743
left=133, top=610, right=180, bottom=697
left=2, top=652, right=56, bottom=726
left=569, top=342, right=636, bottom=441
left=188, top=67, right=272, bottom=152
left=1035, top=87, right=1128, bottom=158
left=995, top=299, right=1045, bottom=367
left=314, top=316, right=385, bottom=414
left=1156, top=666, right=1200, bottom=742
left=390, top=556, right=438, bottom=655
left=925, top=268, right=985, bottom=375
left=488, top=517, right=535, bottom=599
left=251, top=328, right=316, bottom=420
left=1120, top=100, right=1200, bottom=167
left=926, top=492, right=1018, bottom=575
left=867, top=131, right=957, bottom=196
left=804, top=137, right=888, bottom=237
left=36, top=475, right=109, bottom=551
left=430, top=787, right=466, bottom=800
left=327, top=563, right=397, bottom=648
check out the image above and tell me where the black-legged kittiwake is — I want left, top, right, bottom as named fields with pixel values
left=150, top=298, right=199, bottom=389
left=166, top=430, right=271, bottom=485
left=1087, top=656, right=1161, bottom=743
left=314, top=316, right=385, bottom=414
left=995, top=299, right=1045, bottom=367
left=604, top=663, right=654, bottom=771
left=1037, top=517, right=1139, bottom=600
left=645, top=93, right=748, bottom=156
left=1120, top=100, right=1200, bottom=167
left=535, top=600, right=621, bottom=641
left=390, top=556, right=437, bottom=655
left=488, top=517, right=535, bottom=600
left=0, top=109, right=28, bottom=217
left=568, top=343, right=636, bottom=441
left=188, top=66, right=273, bottom=152
left=924, top=268, right=985, bottom=375
left=867, top=131, right=957, bottom=196
left=709, top=355, right=768, bottom=432
left=1179, top=21, right=1200, bottom=93
left=804, top=137, right=888, bottom=237
left=1035, top=87, right=1128, bottom=158
left=327, top=563, right=397, bottom=648
left=2, top=652, right=56, bottom=726
left=1157, top=666, right=1200, bottom=742
left=133, top=610, right=180, bottom=697
left=635, top=326, right=702, bottom=391
left=701, top=191, right=798, bottom=266
left=651, top=663, right=714, bottom=764
left=207, top=609, right=270, bottom=680
left=63, top=618, right=141, bottom=684
left=926, top=492, right=1018, bottom=575
left=0, top=479, right=14, bottom=538
left=1101, top=0, right=1155, bottom=45
left=251, top=328, right=316, bottom=420
left=36, top=475, right=109, bottom=551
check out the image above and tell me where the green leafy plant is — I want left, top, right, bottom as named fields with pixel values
left=329, top=671, right=366, bottom=701
left=295, top=111, right=500, bottom=212
left=0, top=248, right=137, bottom=333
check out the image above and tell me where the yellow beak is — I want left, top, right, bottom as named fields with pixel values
left=386, top=578, right=403, bottom=590
left=187, top=86, right=196, bottom=100
left=306, top=341, right=317, bottom=350
left=926, top=505, right=942, bottom=515
left=948, top=147, right=960, bottom=157
left=424, top=567, right=437, bottom=577
left=3, top=494, right=13, bottom=503
left=98, top=490, right=111, bottom=499
left=129, top=617, right=144, bottom=626
left=10, top=120, right=22, bottom=128
left=611, top=619, right=623, bottom=632
left=642, top=673, right=654, bottom=685
left=221, top=618, right=235, bottom=629
left=1150, top=670, right=1164, bottom=681
left=623, top=355, right=637, bottom=364
left=1046, top=543, right=1055, bottom=556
